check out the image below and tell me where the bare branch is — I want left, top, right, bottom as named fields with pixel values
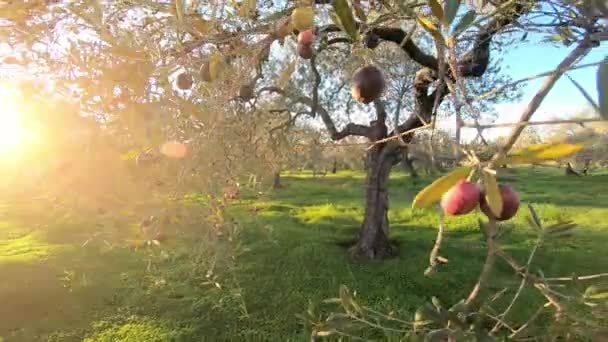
left=373, top=99, right=387, bottom=123
left=462, top=118, right=608, bottom=130
left=333, top=123, right=371, bottom=140
left=369, top=27, right=438, bottom=70
left=458, top=2, right=532, bottom=77
left=424, top=205, right=447, bottom=276
left=476, top=60, right=605, bottom=101
left=465, top=219, right=498, bottom=307
left=256, top=87, right=370, bottom=141
left=509, top=305, right=545, bottom=339
left=545, top=273, right=608, bottom=282
left=492, top=209, right=544, bottom=333
left=490, top=38, right=594, bottom=167
left=366, top=124, right=430, bottom=151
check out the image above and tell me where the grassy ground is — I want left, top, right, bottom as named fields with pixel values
left=0, top=167, right=607, bottom=341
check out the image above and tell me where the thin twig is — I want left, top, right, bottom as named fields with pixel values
left=485, top=312, right=517, bottom=333
left=492, top=228, right=544, bottom=333
left=489, top=38, right=593, bottom=168
left=465, top=219, right=498, bottom=307
left=477, top=60, right=605, bottom=102
left=462, top=118, right=608, bottom=130
left=362, top=306, right=415, bottom=325
left=349, top=315, right=409, bottom=333
left=545, top=273, right=608, bottom=282
left=494, top=245, right=564, bottom=312
left=425, top=204, right=446, bottom=276
left=366, top=124, right=431, bottom=150
left=509, top=305, right=545, bottom=339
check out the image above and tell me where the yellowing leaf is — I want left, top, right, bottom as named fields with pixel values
left=291, top=6, right=314, bottom=31
left=191, top=17, right=211, bottom=34
left=329, top=11, right=345, bottom=31
left=416, top=15, right=444, bottom=44
left=278, top=59, right=296, bottom=88
left=237, top=0, right=257, bottom=18
left=209, top=53, right=224, bottom=80
left=482, top=168, right=502, bottom=218
left=428, top=0, right=444, bottom=23
left=175, top=0, right=184, bottom=23
left=412, top=166, right=472, bottom=209
left=500, top=143, right=584, bottom=165
left=332, top=0, right=358, bottom=41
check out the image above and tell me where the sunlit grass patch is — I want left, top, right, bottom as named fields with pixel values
left=83, top=316, right=191, bottom=342
left=295, top=203, right=362, bottom=225
left=0, top=232, right=71, bottom=263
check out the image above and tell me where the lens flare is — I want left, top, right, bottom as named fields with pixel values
left=0, top=84, right=26, bottom=155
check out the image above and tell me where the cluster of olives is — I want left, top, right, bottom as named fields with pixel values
left=440, top=180, right=520, bottom=221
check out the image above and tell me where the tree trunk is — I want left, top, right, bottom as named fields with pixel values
left=272, top=169, right=282, bottom=189
left=349, top=144, right=396, bottom=259
left=401, top=148, right=418, bottom=178
left=331, top=158, right=337, bottom=174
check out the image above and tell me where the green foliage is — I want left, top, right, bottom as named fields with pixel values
left=332, top=0, right=358, bottom=41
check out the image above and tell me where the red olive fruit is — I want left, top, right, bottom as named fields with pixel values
left=480, top=184, right=520, bottom=221
left=297, top=43, right=314, bottom=59
left=176, top=72, right=193, bottom=90
left=440, top=180, right=481, bottom=216
left=239, top=84, right=254, bottom=100
left=154, top=232, right=167, bottom=242
left=297, top=29, right=315, bottom=46
left=351, top=65, right=385, bottom=104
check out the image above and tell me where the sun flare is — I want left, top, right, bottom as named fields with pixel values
left=0, top=84, right=27, bottom=154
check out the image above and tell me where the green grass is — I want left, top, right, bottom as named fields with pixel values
left=0, top=167, right=607, bottom=341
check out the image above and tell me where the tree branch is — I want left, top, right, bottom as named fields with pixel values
left=462, top=118, right=607, bottom=130
left=490, top=37, right=594, bottom=167
left=373, top=99, right=387, bottom=123
left=256, top=87, right=369, bottom=141
left=369, top=27, right=438, bottom=70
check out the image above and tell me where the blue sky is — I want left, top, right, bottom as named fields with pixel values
left=462, top=35, right=607, bottom=140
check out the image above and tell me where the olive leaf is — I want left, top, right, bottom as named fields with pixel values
left=482, top=168, right=502, bottom=218
left=416, top=15, right=445, bottom=44
left=428, top=0, right=445, bottom=23
left=351, top=0, right=367, bottom=22
left=278, top=59, right=296, bottom=88
left=426, top=328, right=454, bottom=342
left=175, top=0, right=184, bottom=23
left=498, top=143, right=584, bottom=165
left=412, top=166, right=472, bottom=209
left=237, top=0, right=257, bottom=18
left=443, top=0, right=461, bottom=26
left=332, top=0, right=358, bottom=41
left=338, top=284, right=362, bottom=315
left=452, top=10, right=476, bottom=36
left=584, top=284, right=608, bottom=300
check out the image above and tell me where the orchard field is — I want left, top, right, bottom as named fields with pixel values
left=1, top=166, right=607, bottom=341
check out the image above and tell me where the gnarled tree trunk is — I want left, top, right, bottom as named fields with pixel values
left=350, top=146, right=393, bottom=258
left=349, top=120, right=403, bottom=258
